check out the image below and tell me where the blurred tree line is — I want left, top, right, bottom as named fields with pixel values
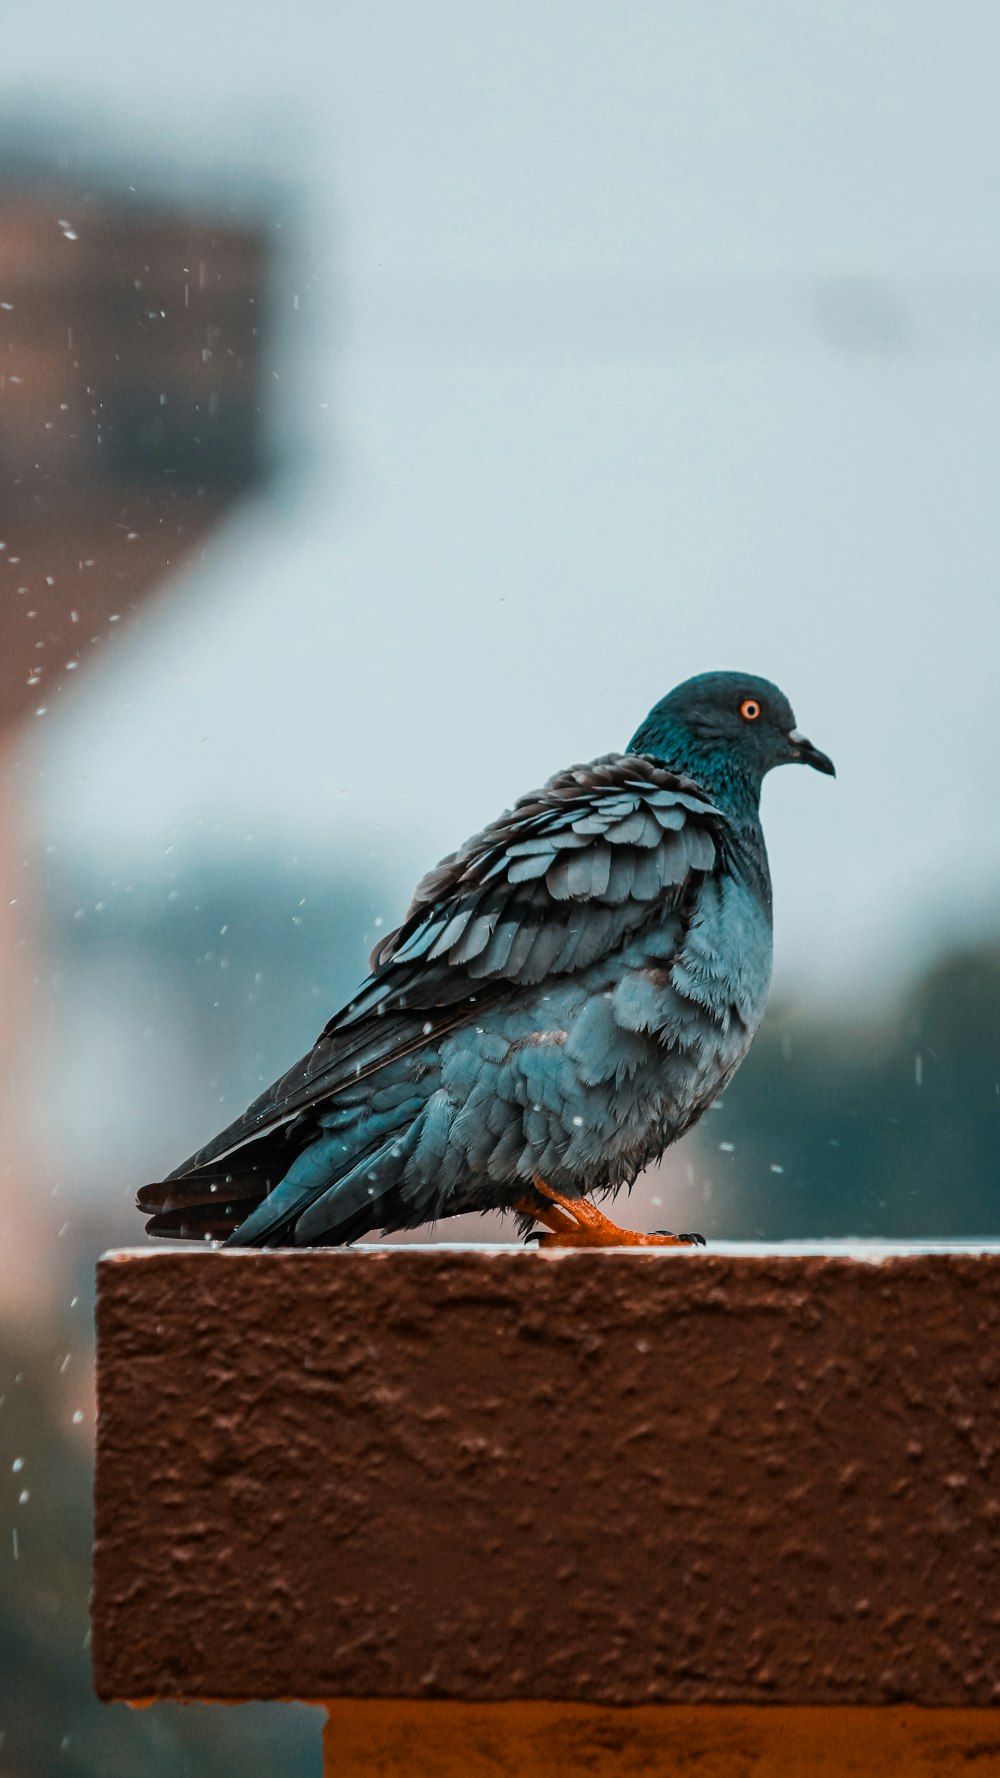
left=705, top=934, right=1000, bottom=1240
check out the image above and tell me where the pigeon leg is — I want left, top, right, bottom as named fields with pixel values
left=514, top=1193, right=580, bottom=1237
left=520, top=1178, right=704, bottom=1249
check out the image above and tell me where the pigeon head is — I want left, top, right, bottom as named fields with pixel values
left=628, top=671, right=834, bottom=803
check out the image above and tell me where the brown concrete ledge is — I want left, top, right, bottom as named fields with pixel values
left=93, top=1246, right=1000, bottom=1708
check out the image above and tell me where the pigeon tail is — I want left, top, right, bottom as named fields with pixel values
left=225, top=1122, right=420, bottom=1247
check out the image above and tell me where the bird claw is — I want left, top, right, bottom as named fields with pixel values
left=652, top=1229, right=707, bottom=1246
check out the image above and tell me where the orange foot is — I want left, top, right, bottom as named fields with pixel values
left=516, top=1177, right=705, bottom=1249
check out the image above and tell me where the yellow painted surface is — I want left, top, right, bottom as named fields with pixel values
left=323, top=1701, right=1000, bottom=1777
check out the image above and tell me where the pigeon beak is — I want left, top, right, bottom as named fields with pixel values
left=787, top=729, right=836, bottom=777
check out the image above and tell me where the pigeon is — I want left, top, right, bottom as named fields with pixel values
left=139, top=672, right=833, bottom=1249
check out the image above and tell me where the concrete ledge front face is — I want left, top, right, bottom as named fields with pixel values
left=92, top=1249, right=1000, bottom=1705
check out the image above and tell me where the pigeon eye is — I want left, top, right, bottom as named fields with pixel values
left=740, top=698, right=762, bottom=721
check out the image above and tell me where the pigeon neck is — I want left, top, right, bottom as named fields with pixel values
left=628, top=729, right=763, bottom=825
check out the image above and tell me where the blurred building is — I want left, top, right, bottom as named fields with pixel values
left=0, top=158, right=278, bottom=1315
left=0, top=162, right=272, bottom=731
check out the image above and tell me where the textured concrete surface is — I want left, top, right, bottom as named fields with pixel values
left=93, top=1248, right=1000, bottom=1704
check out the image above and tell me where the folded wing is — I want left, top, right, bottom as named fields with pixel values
left=142, top=753, right=724, bottom=1214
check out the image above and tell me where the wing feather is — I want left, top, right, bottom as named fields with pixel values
left=164, top=753, right=724, bottom=1181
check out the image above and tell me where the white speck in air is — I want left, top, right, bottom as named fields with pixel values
left=12, top=1457, right=23, bottom=1472
left=572, top=1116, right=583, bottom=1127
left=914, top=1053, right=923, bottom=1087
left=770, top=1164, right=784, bottom=1174
left=719, top=1141, right=735, bottom=1153
left=422, top=1022, right=433, bottom=1035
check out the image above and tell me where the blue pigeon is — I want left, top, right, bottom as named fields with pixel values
left=139, top=672, right=833, bottom=1248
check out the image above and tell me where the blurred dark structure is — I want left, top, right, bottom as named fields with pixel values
left=0, top=164, right=273, bottom=732
left=2, top=1306, right=319, bottom=1778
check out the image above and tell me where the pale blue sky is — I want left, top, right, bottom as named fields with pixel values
left=6, top=0, right=1000, bottom=1000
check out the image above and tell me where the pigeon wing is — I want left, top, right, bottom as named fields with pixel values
left=161, top=754, right=724, bottom=1180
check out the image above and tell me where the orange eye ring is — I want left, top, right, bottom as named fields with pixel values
left=740, top=697, right=762, bottom=721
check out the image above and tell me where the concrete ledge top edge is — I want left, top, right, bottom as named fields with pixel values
left=100, top=1237, right=1000, bottom=1263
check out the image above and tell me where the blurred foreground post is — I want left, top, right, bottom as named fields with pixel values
left=93, top=1247, right=1000, bottom=1774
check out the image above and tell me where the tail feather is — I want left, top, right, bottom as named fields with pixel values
left=143, top=1201, right=250, bottom=1241
left=137, top=1134, right=285, bottom=1241
left=141, top=1096, right=433, bottom=1249
left=225, top=1126, right=419, bottom=1248
left=137, top=1173, right=267, bottom=1213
